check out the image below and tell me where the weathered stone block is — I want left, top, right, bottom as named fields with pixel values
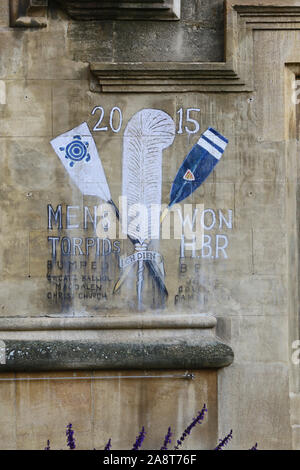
left=253, top=229, right=286, bottom=275
left=67, top=21, right=114, bottom=63
left=25, top=30, right=88, bottom=80
left=0, top=230, right=29, bottom=281
left=234, top=181, right=285, bottom=231
left=0, top=32, right=25, bottom=79
left=0, top=373, right=16, bottom=450
left=182, top=0, right=223, bottom=24
left=113, top=21, right=224, bottom=63
left=290, top=393, right=300, bottom=426
left=15, top=370, right=92, bottom=449
left=231, top=315, right=289, bottom=363
left=93, top=370, right=217, bottom=450
left=292, top=425, right=300, bottom=450
left=0, top=80, right=51, bottom=137
left=218, top=363, right=291, bottom=449
left=0, top=0, right=9, bottom=27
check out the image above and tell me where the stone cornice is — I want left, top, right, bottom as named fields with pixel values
left=9, top=0, right=181, bottom=27
left=90, top=0, right=300, bottom=92
left=56, top=0, right=181, bottom=21
left=9, top=0, right=48, bottom=28
left=0, top=314, right=234, bottom=371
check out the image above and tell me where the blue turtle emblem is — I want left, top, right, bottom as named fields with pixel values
left=59, top=135, right=91, bottom=167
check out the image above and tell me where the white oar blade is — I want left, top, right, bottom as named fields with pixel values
left=122, top=109, right=175, bottom=243
left=50, top=122, right=111, bottom=202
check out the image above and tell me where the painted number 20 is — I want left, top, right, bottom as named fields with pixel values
left=92, top=106, right=123, bottom=133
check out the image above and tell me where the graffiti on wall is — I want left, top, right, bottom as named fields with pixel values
left=48, top=108, right=229, bottom=311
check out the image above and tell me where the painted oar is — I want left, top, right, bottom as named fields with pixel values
left=117, top=109, right=175, bottom=308
left=161, top=127, right=229, bottom=223
left=50, top=122, right=168, bottom=297
left=114, top=126, right=228, bottom=297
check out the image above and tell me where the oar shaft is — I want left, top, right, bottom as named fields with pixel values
left=108, top=200, right=168, bottom=297
left=137, top=258, right=144, bottom=309
left=160, top=206, right=170, bottom=225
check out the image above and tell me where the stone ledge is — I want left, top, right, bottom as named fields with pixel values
left=0, top=314, right=233, bottom=371
left=0, top=337, right=234, bottom=371
left=56, top=0, right=181, bottom=21
left=0, top=313, right=217, bottom=331
left=9, top=0, right=48, bottom=28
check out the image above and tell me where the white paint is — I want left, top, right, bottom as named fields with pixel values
left=0, top=81, right=6, bottom=105
left=292, top=80, right=300, bottom=105
left=122, top=109, right=175, bottom=243
left=92, top=106, right=123, bottom=133
left=203, top=129, right=227, bottom=150
left=216, top=235, right=228, bottom=259
left=219, top=209, right=233, bottom=229
left=66, top=206, right=80, bottom=229
left=84, top=206, right=98, bottom=231
left=92, top=106, right=108, bottom=132
left=180, top=235, right=197, bottom=258
left=177, top=108, right=184, bottom=134
left=110, top=107, right=123, bottom=133
left=180, top=233, right=229, bottom=259
left=177, top=108, right=200, bottom=134
left=50, top=122, right=111, bottom=202
left=173, top=0, right=181, bottom=18
left=174, top=205, right=204, bottom=250
left=197, top=137, right=222, bottom=160
left=292, top=340, right=300, bottom=365
left=92, top=105, right=201, bottom=136
left=201, top=235, right=212, bottom=258
left=185, top=108, right=201, bottom=135
left=201, top=209, right=216, bottom=231
left=0, top=341, right=6, bottom=365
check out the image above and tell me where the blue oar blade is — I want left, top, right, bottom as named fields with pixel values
left=170, top=127, right=228, bottom=206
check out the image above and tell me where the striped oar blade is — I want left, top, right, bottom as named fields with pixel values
left=50, top=122, right=111, bottom=202
left=169, top=127, right=228, bottom=207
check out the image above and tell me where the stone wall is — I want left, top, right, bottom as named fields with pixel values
left=0, top=0, right=299, bottom=450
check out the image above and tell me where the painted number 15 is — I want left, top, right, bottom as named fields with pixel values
left=177, top=108, right=201, bottom=135
left=91, top=106, right=201, bottom=135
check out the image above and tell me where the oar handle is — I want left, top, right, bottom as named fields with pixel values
left=160, top=206, right=170, bottom=225
left=108, top=199, right=120, bottom=220
left=135, top=243, right=147, bottom=309
left=108, top=199, right=168, bottom=298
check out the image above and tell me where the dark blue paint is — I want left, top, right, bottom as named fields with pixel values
left=169, top=129, right=228, bottom=207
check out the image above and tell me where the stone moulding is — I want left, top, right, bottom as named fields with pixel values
left=9, top=0, right=48, bottom=28
left=90, top=0, right=300, bottom=92
left=55, top=0, right=181, bottom=21
left=0, top=314, right=234, bottom=371
left=9, top=0, right=180, bottom=27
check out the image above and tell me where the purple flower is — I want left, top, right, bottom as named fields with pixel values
left=104, top=438, right=112, bottom=450
left=214, top=430, right=233, bottom=450
left=250, top=443, right=258, bottom=450
left=161, top=427, right=172, bottom=450
left=132, top=426, right=146, bottom=450
left=66, top=423, right=76, bottom=450
left=44, top=440, right=50, bottom=450
left=174, top=404, right=208, bottom=449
